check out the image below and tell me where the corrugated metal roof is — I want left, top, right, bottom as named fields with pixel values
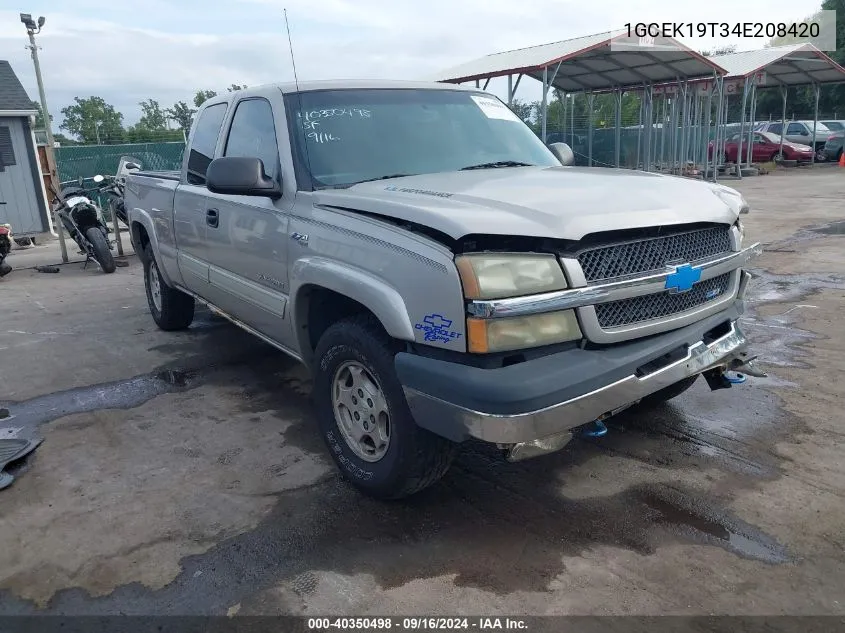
left=707, top=43, right=845, bottom=85
left=0, top=61, right=35, bottom=112
left=432, top=31, right=726, bottom=92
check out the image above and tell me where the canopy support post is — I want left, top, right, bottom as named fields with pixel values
left=587, top=92, right=595, bottom=167
left=779, top=84, right=788, bottom=160
left=614, top=88, right=622, bottom=168
left=812, top=82, right=820, bottom=165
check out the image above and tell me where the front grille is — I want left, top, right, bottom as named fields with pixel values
left=578, top=226, right=732, bottom=283
left=595, top=272, right=732, bottom=328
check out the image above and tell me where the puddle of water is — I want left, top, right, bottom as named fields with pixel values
left=810, top=220, right=845, bottom=235
left=0, top=370, right=193, bottom=439
left=638, top=489, right=789, bottom=564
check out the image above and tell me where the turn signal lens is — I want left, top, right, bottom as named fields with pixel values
left=466, top=310, right=582, bottom=353
left=456, top=253, right=567, bottom=300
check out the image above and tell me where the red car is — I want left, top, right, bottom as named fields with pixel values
left=709, top=131, right=814, bottom=163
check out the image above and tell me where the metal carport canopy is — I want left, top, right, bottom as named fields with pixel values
left=432, top=30, right=727, bottom=92
left=706, top=43, right=845, bottom=86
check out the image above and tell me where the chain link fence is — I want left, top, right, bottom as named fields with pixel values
left=55, top=142, right=185, bottom=183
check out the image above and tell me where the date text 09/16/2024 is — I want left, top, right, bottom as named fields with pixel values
left=307, top=617, right=529, bottom=630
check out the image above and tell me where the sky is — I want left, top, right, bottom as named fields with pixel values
left=0, top=0, right=827, bottom=129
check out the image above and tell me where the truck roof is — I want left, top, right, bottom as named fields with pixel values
left=201, top=79, right=483, bottom=107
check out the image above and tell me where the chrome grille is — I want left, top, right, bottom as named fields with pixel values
left=595, top=273, right=732, bottom=329
left=578, top=226, right=732, bottom=283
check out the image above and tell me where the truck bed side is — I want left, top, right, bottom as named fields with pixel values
left=126, top=172, right=182, bottom=287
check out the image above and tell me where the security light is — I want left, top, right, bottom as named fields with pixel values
left=37, top=16, right=45, bottom=28
left=19, top=13, right=37, bottom=31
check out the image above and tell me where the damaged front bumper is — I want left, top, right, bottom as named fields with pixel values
left=397, top=301, right=758, bottom=461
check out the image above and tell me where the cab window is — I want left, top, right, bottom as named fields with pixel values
left=224, top=98, right=280, bottom=181
left=187, top=103, right=227, bottom=185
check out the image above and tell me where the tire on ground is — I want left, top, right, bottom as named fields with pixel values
left=640, top=374, right=699, bottom=407
left=84, top=227, right=116, bottom=273
left=143, top=243, right=195, bottom=331
left=313, top=314, right=458, bottom=499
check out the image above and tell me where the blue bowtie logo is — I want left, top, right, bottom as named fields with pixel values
left=665, top=264, right=702, bottom=293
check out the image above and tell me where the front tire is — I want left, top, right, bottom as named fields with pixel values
left=84, top=227, right=115, bottom=273
left=143, top=244, right=194, bottom=330
left=313, top=314, right=458, bottom=499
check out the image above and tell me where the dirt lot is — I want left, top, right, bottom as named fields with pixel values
left=1, top=167, right=844, bottom=617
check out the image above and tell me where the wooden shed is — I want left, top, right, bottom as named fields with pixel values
left=0, top=60, right=52, bottom=238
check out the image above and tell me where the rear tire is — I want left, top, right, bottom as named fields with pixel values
left=313, top=314, right=458, bottom=499
left=85, top=227, right=115, bottom=273
left=143, top=244, right=194, bottom=330
left=640, top=374, right=699, bottom=407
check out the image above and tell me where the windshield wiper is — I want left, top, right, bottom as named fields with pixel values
left=350, top=174, right=415, bottom=184
left=460, top=161, right=535, bottom=171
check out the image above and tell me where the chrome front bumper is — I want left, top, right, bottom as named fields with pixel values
left=403, top=319, right=750, bottom=447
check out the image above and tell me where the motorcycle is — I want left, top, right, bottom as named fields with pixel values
left=0, top=203, right=11, bottom=279
left=51, top=177, right=116, bottom=274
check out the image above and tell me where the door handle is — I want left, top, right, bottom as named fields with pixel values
left=206, top=208, right=219, bottom=228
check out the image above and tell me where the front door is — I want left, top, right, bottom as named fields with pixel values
left=201, top=97, right=293, bottom=347
left=173, top=102, right=229, bottom=292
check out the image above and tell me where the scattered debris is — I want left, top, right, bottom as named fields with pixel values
left=0, top=438, right=43, bottom=491
left=35, top=265, right=60, bottom=273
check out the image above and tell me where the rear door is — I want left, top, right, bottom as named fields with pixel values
left=200, top=95, right=294, bottom=345
left=173, top=102, right=228, bottom=292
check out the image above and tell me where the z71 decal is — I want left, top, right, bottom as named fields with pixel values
left=415, top=314, right=463, bottom=344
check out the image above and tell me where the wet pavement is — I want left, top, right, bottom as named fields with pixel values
left=1, top=167, right=844, bottom=616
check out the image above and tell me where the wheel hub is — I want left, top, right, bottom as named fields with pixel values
left=331, top=361, right=390, bottom=462
left=149, top=262, right=162, bottom=312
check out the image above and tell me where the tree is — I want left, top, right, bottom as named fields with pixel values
left=700, top=45, right=737, bottom=57
left=508, top=99, right=535, bottom=123
left=32, top=100, right=52, bottom=129
left=166, top=101, right=196, bottom=131
left=193, top=90, right=217, bottom=108
left=227, top=84, right=247, bottom=92
left=137, top=99, right=168, bottom=131
left=59, top=96, right=124, bottom=144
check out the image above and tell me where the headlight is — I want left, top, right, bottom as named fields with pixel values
left=466, top=311, right=582, bottom=353
left=455, top=253, right=568, bottom=300
left=735, top=219, right=745, bottom=245
left=710, top=184, right=750, bottom=216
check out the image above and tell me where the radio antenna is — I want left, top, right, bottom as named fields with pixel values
left=284, top=8, right=314, bottom=187
left=283, top=9, right=300, bottom=90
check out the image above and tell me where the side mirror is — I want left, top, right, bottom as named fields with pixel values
left=125, top=162, right=141, bottom=170
left=93, top=174, right=104, bottom=183
left=548, top=142, right=575, bottom=166
left=206, top=157, right=281, bottom=199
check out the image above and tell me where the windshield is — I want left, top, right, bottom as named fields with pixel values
left=823, top=121, right=844, bottom=131
left=286, top=89, right=559, bottom=189
left=760, top=132, right=785, bottom=144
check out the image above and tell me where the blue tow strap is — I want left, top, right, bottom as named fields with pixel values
left=725, top=371, right=747, bottom=384
left=580, top=419, right=608, bottom=438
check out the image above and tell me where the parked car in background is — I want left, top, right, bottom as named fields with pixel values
left=757, top=121, right=834, bottom=161
left=709, top=131, right=813, bottom=164
left=821, top=120, right=845, bottom=132
left=823, top=132, right=844, bottom=162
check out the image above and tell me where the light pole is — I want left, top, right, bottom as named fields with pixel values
left=21, top=12, right=68, bottom=262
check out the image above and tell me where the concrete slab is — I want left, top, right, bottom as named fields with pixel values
left=0, top=168, right=844, bottom=616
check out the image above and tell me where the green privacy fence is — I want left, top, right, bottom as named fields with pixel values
left=55, top=142, right=185, bottom=183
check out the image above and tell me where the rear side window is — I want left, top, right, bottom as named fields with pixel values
left=768, top=123, right=782, bottom=134
left=187, top=103, right=227, bottom=185
left=224, top=99, right=280, bottom=181
left=786, top=122, right=805, bottom=135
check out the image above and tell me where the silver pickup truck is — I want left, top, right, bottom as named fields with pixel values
left=126, top=80, right=762, bottom=499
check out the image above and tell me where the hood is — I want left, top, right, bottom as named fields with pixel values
left=787, top=142, right=813, bottom=151
left=313, top=167, right=742, bottom=241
